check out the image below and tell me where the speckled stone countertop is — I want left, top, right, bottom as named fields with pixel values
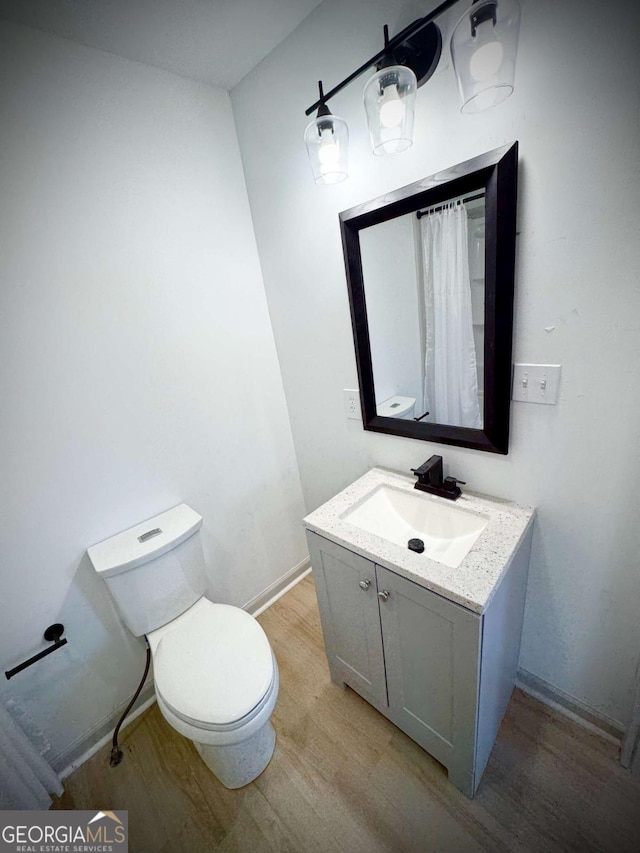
left=303, top=467, right=535, bottom=615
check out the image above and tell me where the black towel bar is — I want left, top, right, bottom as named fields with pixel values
left=5, top=624, right=68, bottom=680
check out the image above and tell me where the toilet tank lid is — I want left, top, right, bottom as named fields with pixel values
left=87, top=504, right=202, bottom=578
left=377, top=395, right=416, bottom=418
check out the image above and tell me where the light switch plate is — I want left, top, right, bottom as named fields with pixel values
left=512, top=364, right=561, bottom=405
left=343, top=388, right=361, bottom=420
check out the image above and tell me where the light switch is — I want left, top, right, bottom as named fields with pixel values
left=512, top=364, right=561, bottom=405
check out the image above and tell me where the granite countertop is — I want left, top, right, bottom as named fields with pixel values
left=303, top=467, right=535, bottom=615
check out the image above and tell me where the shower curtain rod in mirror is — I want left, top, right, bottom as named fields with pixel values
left=416, top=191, right=485, bottom=219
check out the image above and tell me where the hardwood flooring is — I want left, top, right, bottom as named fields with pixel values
left=53, top=575, right=640, bottom=852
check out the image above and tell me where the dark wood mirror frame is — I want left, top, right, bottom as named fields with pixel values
left=340, top=142, right=518, bottom=454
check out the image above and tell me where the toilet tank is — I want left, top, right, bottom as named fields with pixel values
left=88, top=504, right=207, bottom=637
left=377, top=395, right=416, bottom=420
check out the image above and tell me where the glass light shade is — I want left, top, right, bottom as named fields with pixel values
left=304, top=114, right=349, bottom=185
left=363, top=64, right=417, bottom=156
left=451, top=0, right=520, bottom=114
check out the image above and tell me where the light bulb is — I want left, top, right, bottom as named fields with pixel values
left=318, top=127, right=340, bottom=165
left=363, top=64, right=415, bottom=154
left=469, top=40, right=504, bottom=82
left=379, top=83, right=406, bottom=129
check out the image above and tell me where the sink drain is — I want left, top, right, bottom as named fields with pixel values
left=408, top=538, right=425, bottom=553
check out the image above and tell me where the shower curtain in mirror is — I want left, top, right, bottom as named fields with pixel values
left=420, top=202, right=481, bottom=429
left=0, top=699, right=63, bottom=809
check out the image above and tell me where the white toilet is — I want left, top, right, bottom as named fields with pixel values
left=377, top=395, right=416, bottom=419
left=87, top=504, right=278, bottom=789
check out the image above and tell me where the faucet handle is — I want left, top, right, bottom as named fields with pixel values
left=443, top=476, right=466, bottom=495
left=445, top=476, right=466, bottom=486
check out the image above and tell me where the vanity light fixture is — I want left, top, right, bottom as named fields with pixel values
left=304, top=0, right=520, bottom=184
left=363, top=26, right=418, bottom=156
left=304, top=81, right=349, bottom=184
left=450, top=0, right=521, bottom=113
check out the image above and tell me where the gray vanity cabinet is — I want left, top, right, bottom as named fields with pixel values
left=308, top=533, right=388, bottom=707
left=376, top=564, right=480, bottom=795
left=307, top=528, right=531, bottom=797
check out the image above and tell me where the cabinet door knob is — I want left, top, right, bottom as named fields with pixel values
left=359, top=579, right=371, bottom=590
left=377, top=590, right=390, bottom=602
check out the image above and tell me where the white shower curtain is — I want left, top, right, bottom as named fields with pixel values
left=421, top=202, right=481, bottom=428
left=0, top=701, right=63, bottom=809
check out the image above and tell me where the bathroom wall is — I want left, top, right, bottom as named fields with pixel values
left=232, top=0, right=640, bottom=729
left=359, top=214, right=423, bottom=407
left=0, top=20, right=307, bottom=768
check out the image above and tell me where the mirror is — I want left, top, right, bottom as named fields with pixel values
left=340, top=143, right=518, bottom=454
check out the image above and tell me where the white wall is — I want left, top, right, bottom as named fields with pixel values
left=232, top=0, right=640, bottom=729
left=360, top=214, right=423, bottom=406
left=0, top=20, right=307, bottom=767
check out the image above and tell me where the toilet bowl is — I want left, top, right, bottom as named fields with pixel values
left=154, top=652, right=279, bottom=788
left=87, top=504, right=279, bottom=789
left=148, top=596, right=279, bottom=788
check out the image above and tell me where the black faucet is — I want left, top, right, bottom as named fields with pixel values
left=411, top=455, right=465, bottom=501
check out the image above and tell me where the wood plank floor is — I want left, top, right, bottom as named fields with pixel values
left=53, top=575, right=640, bottom=853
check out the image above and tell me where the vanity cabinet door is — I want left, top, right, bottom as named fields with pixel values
left=375, top=565, right=481, bottom=792
left=306, top=531, right=387, bottom=707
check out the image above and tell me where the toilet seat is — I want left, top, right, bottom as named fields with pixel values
left=148, top=597, right=274, bottom=728
left=157, top=658, right=278, bottom=732
left=155, top=658, right=279, bottom=749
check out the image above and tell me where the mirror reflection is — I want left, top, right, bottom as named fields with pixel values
left=360, top=190, right=485, bottom=430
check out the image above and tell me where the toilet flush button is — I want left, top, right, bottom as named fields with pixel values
left=138, top=527, right=162, bottom=543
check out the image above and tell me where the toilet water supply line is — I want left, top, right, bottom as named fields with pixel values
left=110, top=635, right=151, bottom=767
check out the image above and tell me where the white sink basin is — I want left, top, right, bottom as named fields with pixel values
left=341, top=484, right=488, bottom=569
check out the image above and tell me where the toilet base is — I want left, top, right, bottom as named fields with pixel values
left=193, top=720, right=276, bottom=789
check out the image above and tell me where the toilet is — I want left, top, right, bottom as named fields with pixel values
left=377, top=395, right=416, bottom=419
left=87, top=504, right=278, bottom=789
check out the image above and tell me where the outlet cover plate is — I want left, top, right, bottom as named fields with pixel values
left=343, top=388, right=361, bottom=420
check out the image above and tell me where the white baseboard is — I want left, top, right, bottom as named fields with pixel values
left=55, top=682, right=157, bottom=780
left=243, top=557, right=311, bottom=618
left=516, top=668, right=624, bottom=745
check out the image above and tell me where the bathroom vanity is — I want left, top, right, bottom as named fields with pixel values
left=303, top=467, right=535, bottom=797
